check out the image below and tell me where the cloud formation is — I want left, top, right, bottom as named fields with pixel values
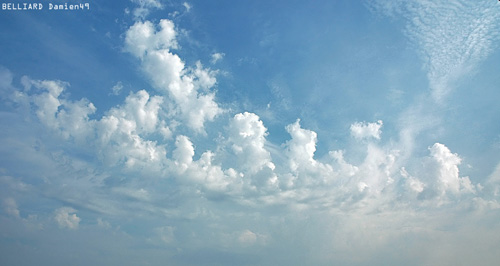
left=369, top=0, right=500, bottom=101
left=3, top=13, right=497, bottom=214
left=211, top=52, right=225, bottom=64
left=350, top=120, right=383, bottom=140
left=1, top=2, right=500, bottom=264
left=125, top=19, right=222, bottom=132
left=130, top=0, right=163, bottom=19
left=54, top=207, right=80, bottom=229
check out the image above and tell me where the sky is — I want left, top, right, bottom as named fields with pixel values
left=1, top=0, right=500, bottom=265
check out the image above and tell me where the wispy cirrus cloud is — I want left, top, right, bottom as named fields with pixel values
left=369, top=0, right=500, bottom=101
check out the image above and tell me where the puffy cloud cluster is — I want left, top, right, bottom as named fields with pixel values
left=97, top=90, right=167, bottom=169
left=282, top=120, right=335, bottom=190
left=350, top=120, right=383, bottom=140
left=285, top=119, right=318, bottom=171
left=227, top=113, right=274, bottom=175
left=3, top=15, right=495, bottom=216
left=1, top=13, right=500, bottom=266
left=6, top=68, right=493, bottom=215
left=427, top=143, right=475, bottom=196
left=25, top=79, right=97, bottom=143
left=16, top=78, right=168, bottom=171
left=125, top=19, right=222, bottom=132
left=5, top=19, right=222, bottom=175
left=171, top=134, right=231, bottom=192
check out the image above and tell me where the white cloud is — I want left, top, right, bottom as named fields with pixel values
left=428, top=143, right=475, bottom=196
left=285, top=119, right=318, bottom=171
left=54, top=207, right=80, bottom=229
left=2, top=4, right=499, bottom=263
left=183, top=2, right=192, bottom=12
left=131, top=0, right=163, bottom=20
left=401, top=167, right=425, bottom=194
left=223, top=112, right=278, bottom=190
left=5, top=66, right=487, bottom=213
left=95, top=90, right=167, bottom=169
left=9, top=75, right=169, bottom=178
left=355, top=144, right=398, bottom=195
left=283, top=119, right=335, bottom=188
left=24, top=78, right=97, bottom=143
left=125, top=19, right=222, bottom=132
left=111, top=81, right=123, bottom=95
left=171, top=135, right=233, bottom=193
left=210, top=52, right=225, bottom=64
left=228, top=112, right=272, bottom=174
left=114, top=89, right=163, bottom=134
left=350, top=120, right=383, bottom=140
left=172, top=135, right=194, bottom=171
left=329, top=150, right=358, bottom=177
left=124, top=20, right=178, bottom=59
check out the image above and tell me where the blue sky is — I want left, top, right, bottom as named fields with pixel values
left=1, top=0, right=500, bottom=265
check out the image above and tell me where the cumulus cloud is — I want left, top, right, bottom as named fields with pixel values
left=15, top=75, right=169, bottom=174
left=112, top=89, right=163, bottom=134
left=428, top=143, right=475, bottom=196
left=125, top=19, right=222, bottom=132
left=350, top=120, right=383, bottom=140
left=1, top=65, right=497, bottom=264
left=54, top=207, right=80, bottom=229
left=1, top=6, right=499, bottom=264
left=282, top=119, right=335, bottom=189
left=285, top=119, right=318, bottom=171
left=172, top=135, right=194, bottom=170
left=224, top=112, right=278, bottom=190
left=23, top=78, right=97, bottom=143
left=170, top=135, right=234, bottom=193
left=124, top=20, right=178, bottom=58
left=228, top=113, right=272, bottom=174
left=4, top=65, right=488, bottom=214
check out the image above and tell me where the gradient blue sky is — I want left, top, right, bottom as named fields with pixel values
left=1, top=1, right=500, bottom=265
